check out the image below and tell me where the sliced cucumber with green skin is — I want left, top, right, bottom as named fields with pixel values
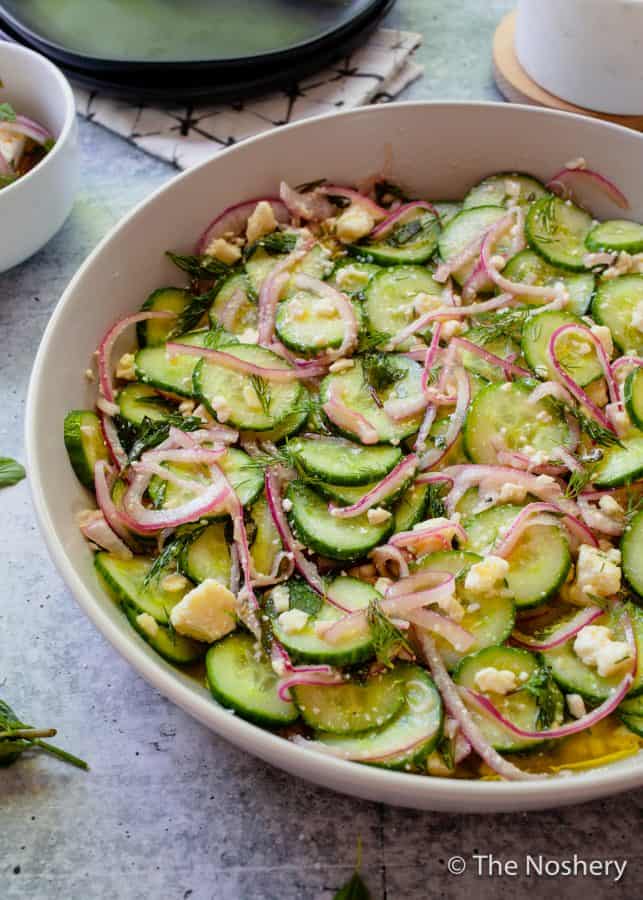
left=586, top=220, right=643, bottom=255
left=438, top=206, right=507, bottom=285
left=249, top=496, right=282, bottom=576
left=459, top=333, right=522, bottom=383
left=313, top=479, right=382, bottom=507
left=464, top=504, right=571, bottom=608
left=501, top=249, right=595, bottom=315
left=63, top=410, right=109, bottom=489
left=194, top=344, right=303, bottom=431
left=289, top=436, right=401, bottom=486
left=412, top=550, right=515, bottom=670
left=348, top=208, right=440, bottom=266
left=454, top=646, right=563, bottom=753
left=124, top=601, right=205, bottom=664
left=592, top=435, right=643, bottom=488
left=179, top=523, right=231, bottom=586
left=316, top=665, right=443, bottom=771
left=239, top=391, right=309, bottom=445
left=286, top=482, right=393, bottom=561
left=392, top=481, right=433, bottom=533
left=269, top=576, right=376, bottom=665
left=275, top=290, right=362, bottom=355
left=206, top=632, right=299, bottom=727
left=285, top=243, right=333, bottom=295
left=463, top=379, right=573, bottom=466
left=526, top=196, right=593, bottom=271
left=591, top=275, right=643, bottom=354
left=117, top=383, right=176, bottom=425
left=245, top=247, right=285, bottom=299
left=293, top=669, right=405, bottom=734
left=135, top=330, right=211, bottom=397
left=618, top=694, right=643, bottom=737
left=521, top=309, right=603, bottom=386
left=364, top=266, right=443, bottom=340
left=621, top=509, right=643, bottom=597
left=463, top=173, right=549, bottom=210
left=624, top=368, right=643, bottom=430
left=209, top=272, right=256, bottom=334
left=433, top=201, right=461, bottom=226
left=95, top=552, right=190, bottom=623
left=544, top=605, right=643, bottom=701
left=327, top=259, right=381, bottom=296
left=137, top=287, right=192, bottom=347
left=320, top=355, right=424, bottom=444
left=148, top=447, right=264, bottom=516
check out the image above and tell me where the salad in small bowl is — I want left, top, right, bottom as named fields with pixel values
left=62, top=156, right=643, bottom=784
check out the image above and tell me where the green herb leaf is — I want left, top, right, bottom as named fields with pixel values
left=250, top=374, right=272, bottom=415
left=247, top=232, right=298, bottom=257
left=334, top=872, right=370, bottom=900
left=436, top=734, right=455, bottom=771
left=521, top=667, right=559, bottom=729
left=362, top=353, right=405, bottom=396
left=0, top=101, right=16, bottom=122
left=425, top=481, right=447, bottom=519
left=166, top=251, right=231, bottom=284
left=288, top=580, right=323, bottom=617
left=122, top=415, right=203, bottom=462
left=386, top=212, right=438, bottom=248
left=169, top=290, right=216, bottom=338
left=144, top=527, right=206, bottom=588
left=0, top=457, right=26, bottom=488
left=564, top=465, right=594, bottom=499
left=367, top=599, right=413, bottom=668
left=0, top=174, right=17, bottom=190
left=0, top=697, right=88, bottom=770
left=575, top=409, right=623, bottom=449
left=467, top=308, right=529, bottom=346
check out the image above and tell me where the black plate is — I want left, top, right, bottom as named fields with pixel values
left=0, top=0, right=386, bottom=74
left=0, top=0, right=395, bottom=105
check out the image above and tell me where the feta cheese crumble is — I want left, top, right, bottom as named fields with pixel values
left=170, top=579, right=238, bottom=643
left=474, top=667, right=517, bottom=695
left=573, top=625, right=632, bottom=678
left=464, top=555, right=510, bottom=596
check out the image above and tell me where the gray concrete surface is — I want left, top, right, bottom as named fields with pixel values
left=1, top=2, right=641, bottom=898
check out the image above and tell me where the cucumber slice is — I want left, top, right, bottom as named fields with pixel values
left=392, top=481, right=433, bottom=533
left=348, top=207, right=440, bottom=266
left=124, top=602, right=205, bottom=664
left=148, top=447, right=263, bottom=516
left=592, top=434, right=643, bottom=488
left=275, top=289, right=362, bottom=355
left=239, top=391, right=309, bottom=445
left=526, top=196, right=593, bottom=271
left=521, top=309, right=603, bottom=386
left=328, top=259, right=381, bottom=296
left=137, top=287, right=192, bottom=347
left=464, top=504, right=571, bottom=608
left=454, top=646, right=563, bottom=753
left=459, top=333, right=522, bottom=382
left=624, top=368, right=643, bottom=430
left=245, top=247, right=285, bottom=298
left=618, top=694, right=643, bottom=737
left=543, top=604, right=643, bottom=701
left=315, top=665, right=443, bottom=770
left=135, top=330, right=211, bottom=397
left=289, top=436, right=401, bottom=486
left=293, top=669, right=405, bottom=734
left=63, top=409, right=109, bottom=489
left=209, top=273, right=256, bottom=334
left=287, top=482, right=393, bottom=561
left=194, top=344, right=303, bottom=431
left=117, top=383, right=176, bottom=425
left=313, top=479, right=381, bottom=507
left=412, top=550, right=515, bottom=669
left=433, top=201, right=461, bottom=226
left=270, top=576, right=376, bottom=666
left=249, top=496, right=282, bottom=577
left=463, top=173, right=548, bottom=210
left=586, top=220, right=643, bottom=255
left=286, top=243, right=333, bottom=293
left=591, top=275, right=643, bottom=354
left=501, top=249, right=595, bottom=315
left=320, top=355, right=424, bottom=444
left=463, top=380, right=573, bottom=466
left=179, top=523, right=231, bottom=586
left=438, top=206, right=507, bottom=286
left=206, top=632, right=299, bottom=727
left=95, top=552, right=190, bottom=623
left=621, top=509, right=643, bottom=597
left=364, top=266, right=443, bottom=341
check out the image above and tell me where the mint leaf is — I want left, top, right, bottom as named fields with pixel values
left=0, top=102, right=16, bottom=122
left=0, top=457, right=26, bottom=488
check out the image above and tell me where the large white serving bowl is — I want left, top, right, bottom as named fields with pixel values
left=26, top=102, right=643, bottom=812
left=0, top=42, right=78, bottom=272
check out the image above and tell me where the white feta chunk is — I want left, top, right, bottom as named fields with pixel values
left=574, top=544, right=621, bottom=599
left=245, top=201, right=278, bottom=245
left=367, top=507, right=392, bottom=525
left=573, top=624, right=632, bottom=677
left=278, top=608, right=310, bottom=634
left=206, top=237, right=242, bottom=265
left=474, top=667, right=517, bottom=695
left=271, top=583, right=290, bottom=614
left=335, top=206, right=375, bottom=243
left=116, top=352, right=136, bottom=381
left=464, top=555, right=510, bottom=596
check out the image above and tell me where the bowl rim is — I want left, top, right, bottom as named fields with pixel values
left=25, top=99, right=643, bottom=809
left=0, top=41, right=76, bottom=199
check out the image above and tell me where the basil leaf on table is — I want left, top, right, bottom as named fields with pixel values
left=0, top=457, right=26, bottom=488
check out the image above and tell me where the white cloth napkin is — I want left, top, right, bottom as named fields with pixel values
left=74, top=28, right=422, bottom=170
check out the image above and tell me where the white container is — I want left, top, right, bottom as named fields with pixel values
left=26, top=101, right=643, bottom=812
left=515, top=0, right=643, bottom=115
left=0, top=43, right=78, bottom=272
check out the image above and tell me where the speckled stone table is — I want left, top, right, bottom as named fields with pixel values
left=1, top=3, right=641, bottom=898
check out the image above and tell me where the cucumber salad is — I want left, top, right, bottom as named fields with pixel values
left=65, top=161, right=643, bottom=781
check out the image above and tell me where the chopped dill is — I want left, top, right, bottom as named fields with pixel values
left=249, top=374, right=272, bottom=415
left=521, top=666, right=560, bottom=729
left=366, top=599, right=413, bottom=669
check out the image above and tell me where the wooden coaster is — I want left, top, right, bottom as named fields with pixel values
left=493, top=10, right=643, bottom=133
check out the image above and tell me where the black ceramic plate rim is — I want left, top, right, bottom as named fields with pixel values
left=0, top=0, right=390, bottom=74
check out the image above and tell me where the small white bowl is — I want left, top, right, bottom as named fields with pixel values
left=26, top=101, right=643, bottom=812
left=0, top=42, right=78, bottom=272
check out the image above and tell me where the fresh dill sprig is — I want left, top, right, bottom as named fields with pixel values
left=575, top=409, right=623, bottom=449
left=467, top=308, right=529, bottom=346
left=362, top=352, right=405, bottom=398
left=521, top=667, right=560, bottom=729
left=0, top=698, right=87, bottom=771
left=143, top=527, right=206, bottom=588
left=425, top=481, right=447, bottom=519
left=366, top=599, right=414, bottom=669
left=357, top=329, right=390, bottom=353
left=168, top=289, right=216, bottom=338
left=245, top=232, right=298, bottom=258
left=564, top=465, right=595, bottom=498
left=121, top=414, right=203, bottom=462
left=165, top=251, right=231, bottom=285
left=250, top=374, right=272, bottom=416
left=436, top=734, right=455, bottom=771
left=625, top=492, right=643, bottom=524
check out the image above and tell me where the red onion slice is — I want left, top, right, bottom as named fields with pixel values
left=277, top=669, right=345, bottom=702
left=389, top=520, right=467, bottom=553
left=99, top=412, right=128, bottom=471
left=322, top=386, right=379, bottom=445
left=418, top=367, right=470, bottom=471
left=165, top=340, right=307, bottom=383
left=547, top=167, right=629, bottom=211
left=451, top=336, right=531, bottom=379
left=494, top=501, right=598, bottom=557
left=441, top=463, right=576, bottom=516
left=0, top=114, right=53, bottom=146
left=512, top=605, right=604, bottom=651
left=279, top=182, right=335, bottom=221
left=577, top=495, right=624, bottom=537
left=257, top=237, right=315, bottom=345
left=79, top=507, right=133, bottom=559
left=369, top=201, right=439, bottom=240
left=329, top=454, right=418, bottom=519
left=93, top=460, right=136, bottom=545
left=415, top=629, right=543, bottom=780
left=405, top=608, right=474, bottom=653
left=196, top=197, right=289, bottom=254
left=98, top=310, right=175, bottom=404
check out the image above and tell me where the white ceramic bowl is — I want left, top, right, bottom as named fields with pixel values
left=26, top=102, right=643, bottom=812
left=0, top=43, right=78, bottom=272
